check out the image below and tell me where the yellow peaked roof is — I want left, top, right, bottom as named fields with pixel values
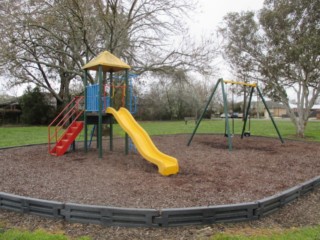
left=82, top=51, right=131, bottom=72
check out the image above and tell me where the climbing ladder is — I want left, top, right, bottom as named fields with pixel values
left=48, top=96, right=84, bottom=156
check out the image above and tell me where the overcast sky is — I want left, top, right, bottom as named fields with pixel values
left=188, top=0, right=264, bottom=36
left=186, top=0, right=264, bottom=80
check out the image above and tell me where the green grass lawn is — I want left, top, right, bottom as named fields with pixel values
left=1, top=223, right=320, bottom=240
left=210, top=225, right=320, bottom=240
left=0, top=229, right=89, bottom=240
left=0, top=126, right=49, bottom=147
left=114, top=118, right=320, bottom=141
left=1, top=118, right=320, bottom=147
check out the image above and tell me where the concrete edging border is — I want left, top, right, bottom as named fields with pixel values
left=1, top=176, right=319, bottom=227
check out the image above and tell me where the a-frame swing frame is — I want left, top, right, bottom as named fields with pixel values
left=187, top=78, right=284, bottom=150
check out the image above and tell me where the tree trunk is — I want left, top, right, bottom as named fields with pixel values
left=55, top=76, right=72, bottom=113
left=295, top=118, right=306, bottom=138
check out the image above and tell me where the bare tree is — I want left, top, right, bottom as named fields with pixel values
left=141, top=72, right=219, bottom=121
left=0, top=0, right=217, bottom=107
left=0, top=0, right=91, bottom=106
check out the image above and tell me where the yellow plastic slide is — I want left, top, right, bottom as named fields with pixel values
left=106, top=107, right=179, bottom=176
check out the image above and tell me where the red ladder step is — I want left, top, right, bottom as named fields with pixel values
left=49, top=121, right=84, bottom=156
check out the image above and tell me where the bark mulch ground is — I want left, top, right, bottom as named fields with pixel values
left=1, top=134, right=320, bottom=239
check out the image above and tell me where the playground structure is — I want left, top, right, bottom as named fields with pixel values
left=187, top=78, right=284, bottom=150
left=48, top=51, right=179, bottom=176
left=4, top=68, right=320, bottom=229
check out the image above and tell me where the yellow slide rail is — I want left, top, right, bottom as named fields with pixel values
left=106, top=107, right=179, bottom=176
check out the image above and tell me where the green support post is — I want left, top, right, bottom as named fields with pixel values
left=187, top=78, right=221, bottom=146
left=125, top=69, right=129, bottom=155
left=84, top=70, right=88, bottom=152
left=98, top=65, right=103, bottom=158
left=257, top=87, right=284, bottom=143
left=71, top=99, right=76, bottom=152
left=221, top=80, right=232, bottom=151
left=241, top=86, right=254, bottom=139
left=109, top=72, right=113, bottom=151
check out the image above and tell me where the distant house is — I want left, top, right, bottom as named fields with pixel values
left=243, top=101, right=286, bottom=118
left=311, top=105, right=320, bottom=119
left=234, top=100, right=320, bottom=119
left=289, top=103, right=320, bottom=119
left=264, top=101, right=287, bottom=118
left=254, top=101, right=320, bottom=119
left=0, top=91, right=59, bottom=125
left=0, top=96, right=21, bottom=124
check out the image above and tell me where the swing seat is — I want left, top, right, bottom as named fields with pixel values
left=244, top=132, right=251, bottom=137
left=224, top=133, right=234, bottom=138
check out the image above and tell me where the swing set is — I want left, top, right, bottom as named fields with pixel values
left=187, top=78, right=284, bottom=150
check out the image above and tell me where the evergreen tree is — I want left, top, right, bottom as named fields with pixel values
left=19, top=87, right=53, bottom=125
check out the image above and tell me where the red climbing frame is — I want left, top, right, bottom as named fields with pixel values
left=48, top=96, right=84, bottom=156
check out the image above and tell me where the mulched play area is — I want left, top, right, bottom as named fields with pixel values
left=1, top=134, right=319, bottom=209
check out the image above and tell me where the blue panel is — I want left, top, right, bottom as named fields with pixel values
left=86, top=84, right=100, bottom=112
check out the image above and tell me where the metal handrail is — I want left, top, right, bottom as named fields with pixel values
left=48, top=96, right=84, bottom=154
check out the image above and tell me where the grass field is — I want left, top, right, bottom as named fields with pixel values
left=0, top=126, right=48, bottom=147
left=0, top=229, right=89, bottom=240
left=0, top=218, right=320, bottom=240
left=1, top=222, right=320, bottom=240
left=1, top=118, right=320, bottom=148
left=128, top=118, right=320, bottom=140
left=210, top=225, right=320, bottom=239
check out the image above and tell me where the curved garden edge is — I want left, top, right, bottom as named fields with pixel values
left=0, top=175, right=319, bottom=228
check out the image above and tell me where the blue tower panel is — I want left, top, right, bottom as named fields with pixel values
left=86, top=84, right=111, bottom=112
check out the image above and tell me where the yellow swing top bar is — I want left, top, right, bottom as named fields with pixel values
left=223, top=80, right=257, bottom=87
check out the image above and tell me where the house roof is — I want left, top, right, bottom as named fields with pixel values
left=82, top=51, right=131, bottom=72
left=290, top=103, right=320, bottom=110
left=246, top=101, right=285, bottom=109
left=265, top=101, right=285, bottom=109
left=0, top=96, right=19, bottom=107
left=312, top=104, right=320, bottom=110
